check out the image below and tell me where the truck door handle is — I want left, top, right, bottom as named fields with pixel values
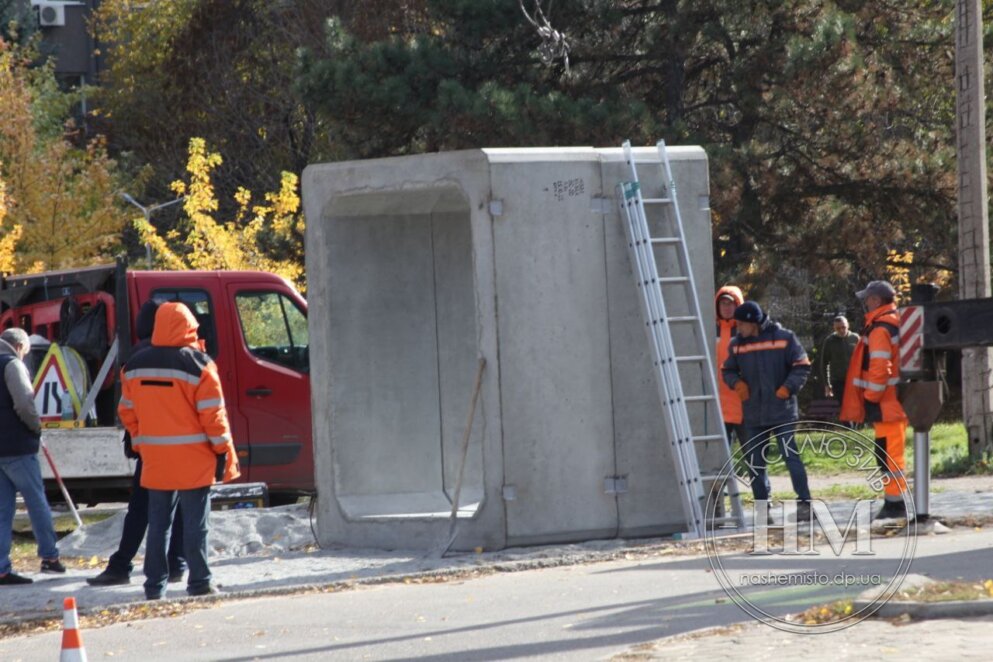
left=247, top=388, right=273, bottom=397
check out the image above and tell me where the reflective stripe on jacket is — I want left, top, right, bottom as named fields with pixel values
left=118, top=302, right=240, bottom=490
left=722, top=317, right=811, bottom=427
left=715, top=285, right=745, bottom=424
left=840, top=303, right=907, bottom=423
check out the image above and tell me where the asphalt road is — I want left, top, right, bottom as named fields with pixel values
left=5, top=526, right=993, bottom=661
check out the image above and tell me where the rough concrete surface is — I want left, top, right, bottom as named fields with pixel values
left=302, top=146, right=720, bottom=552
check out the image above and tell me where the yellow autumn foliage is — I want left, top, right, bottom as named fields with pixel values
left=0, top=39, right=129, bottom=273
left=0, top=169, right=22, bottom=274
left=885, top=249, right=913, bottom=298
left=135, top=137, right=305, bottom=290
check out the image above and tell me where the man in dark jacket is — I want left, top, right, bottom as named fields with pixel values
left=0, top=328, right=65, bottom=585
left=722, top=302, right=814, bottom=520
left=819, top=315, right=859, bottom=402
left=87, top=300, right=186, bottom=586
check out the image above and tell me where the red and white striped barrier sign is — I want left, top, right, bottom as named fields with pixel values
left=899, top=305, right=924, bottom=375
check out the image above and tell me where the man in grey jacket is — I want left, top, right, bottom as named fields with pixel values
left=0, top=328, right=65, bottom=585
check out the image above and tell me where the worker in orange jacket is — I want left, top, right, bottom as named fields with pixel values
left=716, top=286, right=745, bottom=441
left=118, top=302, right=240, bottom=600
left=840, top=280, right=909, bottom=520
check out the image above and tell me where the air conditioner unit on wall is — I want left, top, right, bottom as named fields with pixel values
left=31, top=1, right=66, bottom=28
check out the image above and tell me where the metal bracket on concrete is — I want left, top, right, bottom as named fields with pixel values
left=603, top=476, right=628, bottom=495
left=488, top=199, right=504, bottom=217
left=589, top=196, right=612, bottom=214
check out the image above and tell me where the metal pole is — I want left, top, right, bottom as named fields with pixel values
left=120, top=193, right=185, bottom=270
left=41, top=442, right=83, bottom=529
left=913, top=430, right=931, bottom=520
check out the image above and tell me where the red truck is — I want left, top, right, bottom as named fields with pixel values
left=0, top=261, right=313, bottom=504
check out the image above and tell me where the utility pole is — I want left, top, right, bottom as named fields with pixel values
left=120, top=193, right=185, bottom=269
left=955, top=0, right=993, bottom=461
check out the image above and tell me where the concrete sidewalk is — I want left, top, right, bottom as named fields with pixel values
left=625, top=616, right=993, bottom=660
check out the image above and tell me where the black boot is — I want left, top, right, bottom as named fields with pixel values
left=86, top=568, right=130, bottom=586
left=795, top=501, right=816, bottom=524
left=874, top=499, right=907, bottom=521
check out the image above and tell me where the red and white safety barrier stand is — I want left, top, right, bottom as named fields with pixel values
left=899, top=302, right=949, bottom=534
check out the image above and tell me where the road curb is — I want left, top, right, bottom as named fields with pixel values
left=853, top=598, right=993, bottom=619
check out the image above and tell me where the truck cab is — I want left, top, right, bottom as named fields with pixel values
left=0, top=262, right=313, bottom=503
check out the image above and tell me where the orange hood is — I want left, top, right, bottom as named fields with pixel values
left=715, top=285, right=744, bottom=318
left=151, top=302, right=200, bottom=348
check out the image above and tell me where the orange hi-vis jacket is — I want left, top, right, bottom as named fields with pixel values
left=715, top=285, right=744, bottom=425
left=118, top=302, right=240, bottom=490
left=840, top=303, right=908, bottom=424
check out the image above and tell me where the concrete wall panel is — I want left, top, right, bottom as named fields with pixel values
left=489, top=156, right=619, bottom=544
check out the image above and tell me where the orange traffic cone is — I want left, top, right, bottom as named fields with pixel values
left=60, top=597, right=88, bottom=662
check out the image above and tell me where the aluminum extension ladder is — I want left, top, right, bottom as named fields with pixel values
left=617, top=139, right=746, bottom=538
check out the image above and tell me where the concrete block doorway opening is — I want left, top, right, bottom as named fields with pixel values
left=319, top=186, right=482, bottom=522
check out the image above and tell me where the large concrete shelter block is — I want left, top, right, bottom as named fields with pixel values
left=302, top=146, right=718, bottom=551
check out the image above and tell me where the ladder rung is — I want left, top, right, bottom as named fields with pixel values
left=683, top=395, right=716, bottom=402
left=650, top=237, right=680, bottom=245
left=692, top=434, right=724, bottom=442
left=667, top=316, right=698, bottom=323
left=676, top=355, right=706, bottom=362
left=642, top=197, right=673, bottom=204
left=700, top=474, right=724, bottom=482
left=658, top=277, right=688, bottom=284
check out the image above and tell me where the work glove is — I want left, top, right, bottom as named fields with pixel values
left=215, top=452, right=227, bottom=483
left=776, top=386, right=791, bottom=400
left=734, top=381, right=750, bottom=402
left=122, top=431, right=139, bottom=460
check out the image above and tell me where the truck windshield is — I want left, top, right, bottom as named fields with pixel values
left=235, top=291, right=308, bottom=373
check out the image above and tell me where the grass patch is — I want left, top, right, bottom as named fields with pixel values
left=925, top=423, right=993, bottom=477
left=12, top=509, right=116, bottom=535
left=734, top=483, right=876, bottom=505
left=895, top=579, right=993, bottom=603
left=744, top=422, right=987, bottom=478
left=735, top=491, right=796, bottom=506
left=812, top=483, right=877, bottom=501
